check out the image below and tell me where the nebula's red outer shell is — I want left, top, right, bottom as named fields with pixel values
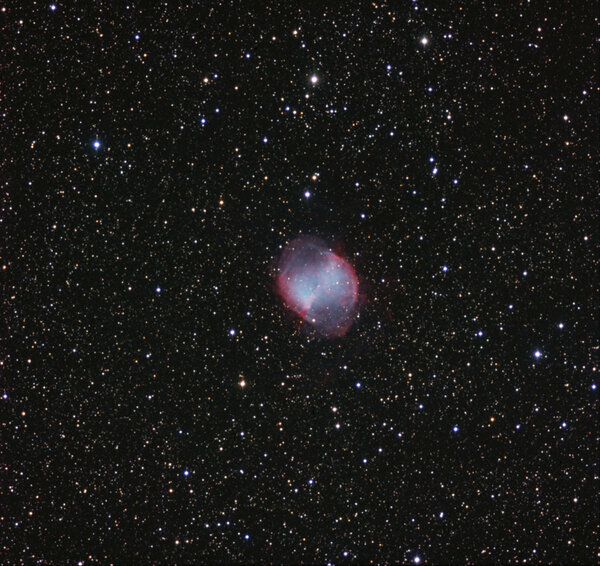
left=276, top=236, right=359, bottom=337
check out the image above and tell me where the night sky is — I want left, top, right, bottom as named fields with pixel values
left=4, top=2, right=599, bottom=564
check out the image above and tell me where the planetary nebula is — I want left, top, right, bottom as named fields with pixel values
left=275, top=236, right=359, bottom=337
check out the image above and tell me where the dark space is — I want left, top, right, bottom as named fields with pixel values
left=3, top=2, right=598, bottom=564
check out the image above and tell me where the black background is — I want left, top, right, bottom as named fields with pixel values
left=3, top=1, right=598, bottom=564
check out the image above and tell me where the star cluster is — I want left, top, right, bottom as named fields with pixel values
left=3, top=2, right=598, bottom=564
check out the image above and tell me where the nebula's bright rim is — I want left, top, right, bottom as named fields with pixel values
left=276, top=236, right=359, bottom=337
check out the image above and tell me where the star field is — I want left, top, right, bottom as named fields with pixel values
left=3, top=2, right=598, bottom=564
